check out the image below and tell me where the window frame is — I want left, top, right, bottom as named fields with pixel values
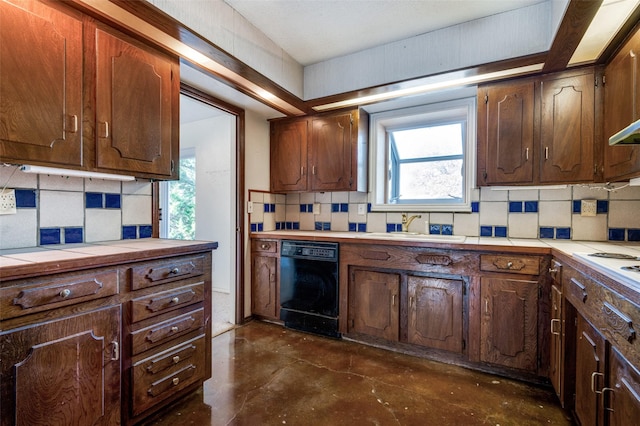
left=369, top=96, right=476, bottom=212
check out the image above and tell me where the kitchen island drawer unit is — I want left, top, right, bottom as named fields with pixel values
left=129, top=255, right=205, bottom=290
left=129, top=282, right=204, bottom=322
left=130, top=307, right=205, bottom=355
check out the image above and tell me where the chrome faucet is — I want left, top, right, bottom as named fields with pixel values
left=401, top=213, right=422, bottom=232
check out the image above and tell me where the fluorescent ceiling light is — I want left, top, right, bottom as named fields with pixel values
left=312, top=63, right=544, bottom=112
left=20, top=165, right=136, bottom=181
left=570, top=0, right=640, bottom=65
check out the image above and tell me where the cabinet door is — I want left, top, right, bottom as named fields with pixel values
left=407, top=275, right=464, bottom=353
left=348, top=269, right=400, bottom=341
left=310, top=112, right=354, bottom=191
left=550, top=284, right=562, bottom=398
left=480, top=277, right=538, bottom=371
left=251, top=255, right=278, bottom=319
left=575, top=314, right=606, bottom=426
left=95, top=26, right=176, bottom=177
left=540, top=71, right=595, bottom=183
left=0, top=306, right=121, bottom=426
left=270, top=120, right=308, bottom=192
left=608, top=347, right=640, bottom=426
left=478, top=81, right=535, bottom=185
left=0, top=0, right=83, bottom=166
left=603, top=30, right=640, bottom=181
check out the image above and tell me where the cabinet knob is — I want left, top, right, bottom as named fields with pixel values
left=173, top=356, right=180, bottom=364
left=172, top=377, right=180, bottom=386
left=549, top=268, right=558, bottom=274
left=169, top=267, right=180, bottom=275
left=506, top=261, right=513, bottom=268
left=170, top=326, right=179, bottom=333
left=171, top=297, right=180, bottom=304
left=260, top=244, right=269, bottom=250
left=59, top=289, right=71, bottom=298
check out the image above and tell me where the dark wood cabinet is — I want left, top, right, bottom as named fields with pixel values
left=550, top=283, right=563, bottom=396
left=480, top=277, right=539, bottom=372
left=477, top=79, right=535, bottom=185
left=574, top=313, right=607, bottom=426
left=0, top=0, right=83, bottom=167
left=608, top=347, right=640, bottom=426
left=251, top=239, right=280, bottom=321
left=478, top=68, right=599, bottom=186
left=407, top=275, right=464, bottom=354
left=0, top=306, right=121, bottom=426
left=270, top=109, right=368, bottom=193
left=603, top=27, right=640, bottom=181
left=348, top=269, right=400, bottom=341
left=93, top=25, right=178, bottom=178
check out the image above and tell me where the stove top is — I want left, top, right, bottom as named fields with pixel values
left=572, top=252, right=640, bottom=289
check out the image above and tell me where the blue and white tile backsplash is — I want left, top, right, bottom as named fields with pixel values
left=0, top=166, right=153, bottom=249
left=249, top=183, right=640, bottom=242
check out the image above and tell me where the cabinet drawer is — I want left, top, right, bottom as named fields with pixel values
left=252, top=239, right=278, bottom=254
left=131, top=308, right=204, bottom=355
left=130, top=255, right=204, bottom=290
left=131, top=335, right=206, bottom=416
left=0, top=270, right=118, bottom=320
left=480, top=254, right=540, bottom=275
left=130, top=283, right=204, bottom=323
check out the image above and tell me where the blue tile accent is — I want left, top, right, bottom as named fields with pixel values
left=524, top=201, right=538, bottom=213
left=308, top=204, right=314, bottom=212
left=628, top=229, right=640, bottom=241
left=509, top=202, right=523, bottom=213
left=471, top=201, right=479, bottom=213
left=340, top=203, right=348, bottom=212
left=386, top=223, right=396, bottom=233
left=285, top=222, right=292, bottom=230
left=494, top=226, right=507, bottom=238
left=300, top=204, right=308, bottom=213
left=258, top=223, right=264, bottom=232
left=572, top=200, right=581, bottom=214
left=367, top=203, right=372, bottom=213
left=86, top=192, right=103, bottom=209
left=263, top=203, right=271, bottom=213
left=251, top=223, right=257, bottom=232
left=609, top=228, right=625, bottom=241
left=331, top=203, right=339, bottom=212
left=275, top=222, right=281, bottom=230
left=349, top=223, right=357, bottom=232
left=429, top=224, right=441, bottom=235
left=64, top=227, right=83, bottom=244
left=597, top=200, right=609, bottom=214
left=293, top=222, right=300, bottom=230
left=40, top=228, right=61, bottom=245
left=139, top=225, right=152, bottom=238
left=322, top=222, right=331, bottom=231
left=442, top=224, right=453, bottom=235
left=357, top=223, right=367, bottom=232
left=480, top=226, right=493, bottom=237
left=539, top=227, right=554, bottom=239
left=15, top=189, right=36, bottom=208
left=315, top=222, right=323, bottom=231
left=271, top=204, right=276, bottom=212
left=556, top=227, right=571, bottom=240
left=105, top=193, right=121, bottom=209
left=123, top=226, right=137, bottom=239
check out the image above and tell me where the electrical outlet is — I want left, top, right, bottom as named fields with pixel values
left=0, top=189, right=17, bottom=215
left=247, top=201, right=254, bottom=214
left=581, top=199, right=597, bottom=217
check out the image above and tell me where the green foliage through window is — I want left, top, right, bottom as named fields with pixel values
left=168, top=157, right=196, bottom=240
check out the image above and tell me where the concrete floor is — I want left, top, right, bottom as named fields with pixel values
left=144, top=321, right=574, bottom=425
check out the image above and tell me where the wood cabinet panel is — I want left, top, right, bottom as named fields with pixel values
left=575, top=314, right=607, bottom=426
left=608, top=346, right=640, bottom=426
left=270, top=120, right=308, bottom=192
left=130, top=255, right=204, bottom=291
left=480, top=277, right=538, bottom=371
left=251, top=255, right=278, bottom=320
left=480, top=254, right=540, bottom=275
left=550, top=284, right=562, bottom=397
left=407, top=275, right=464, bottom=353
left=0, top=0, right=83, bottom=166
left=130, top=283, right=204, bottom=323
left=310, top=112, right=353, bottom=191
left=130, top=308, right=205, bottom=356
left=348, top=269, right=400, bottom=341
left=0, top=305, right=121, bottom=426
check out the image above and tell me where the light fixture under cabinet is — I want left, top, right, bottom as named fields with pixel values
left=20, top=165, right=136, bottom=181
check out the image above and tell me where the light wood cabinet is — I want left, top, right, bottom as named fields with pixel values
left=478, top=68, right=599, bottom=186
left=603, top=27, right=640, bottom=181
left=0, top=0, right=83, bottom=167
left=251, top=239, right=279, bottom=321
left=348, top=269, right=400, bottom=341
left=270, top=109, right=368, bottom=193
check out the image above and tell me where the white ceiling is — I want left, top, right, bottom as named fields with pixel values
left=224, top=0, right=546, bottom=66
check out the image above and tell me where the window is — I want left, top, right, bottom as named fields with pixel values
left=159, top=148, right=196, bottom=239
left=370, top=97, right=476, bottom=212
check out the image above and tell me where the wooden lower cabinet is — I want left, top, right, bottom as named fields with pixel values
left=608, top=347, right=640, bottom=426
left=407, top=275, right=464, bottom=354
left=550, top=284, right=563, bottom=396
left=251, top=239, right=279, bottom=321
left=480, top=277, right=539, bottom=372
left=575, top=313, right=607, bottom=426
left=0, top=306, right=121, bottom=426
left=348, top=269, right=400, bottom=341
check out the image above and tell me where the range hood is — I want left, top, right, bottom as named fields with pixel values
left=609, top=118, right=640, bottom=145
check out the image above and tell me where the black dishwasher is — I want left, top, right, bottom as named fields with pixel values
left=280, top=240, right=340, bottom=338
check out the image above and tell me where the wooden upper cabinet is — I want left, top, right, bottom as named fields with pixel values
left=270, top=119, right=308, bottom=192
left=270, top=108, right=368, bottom=193
left=478, top=80, right=535, bottom=185
left=604, top=28, right=640, bottom=181
left=93, top=26, right=178, bottom=179
left=540, top=70, right=595, bottom=183
left=0, top=0, right=83, bottom=166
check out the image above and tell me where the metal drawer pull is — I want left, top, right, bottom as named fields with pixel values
left=169, top=268, right=180, bottom=275
left=59, top=289, right=71, bottom=298
left=171, top=297, right=180, bottom=304
left=172, top=377, right=180, bottom=386
left=111, top=341, right=119, bottom=361
left=173, top=356, right=180, bottom=364
left=170, top=326, right=179, bottom=333
left=549, top=268, right=558, bottom=273
left=550, top=319, right=561, bottom=335
left=591, top=371, right=604, bottom=394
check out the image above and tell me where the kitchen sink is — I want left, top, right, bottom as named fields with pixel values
left=362, top=232, right=466, bottom=243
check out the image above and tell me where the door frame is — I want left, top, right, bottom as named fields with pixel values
left=153, top=82, right=246, bottom=324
